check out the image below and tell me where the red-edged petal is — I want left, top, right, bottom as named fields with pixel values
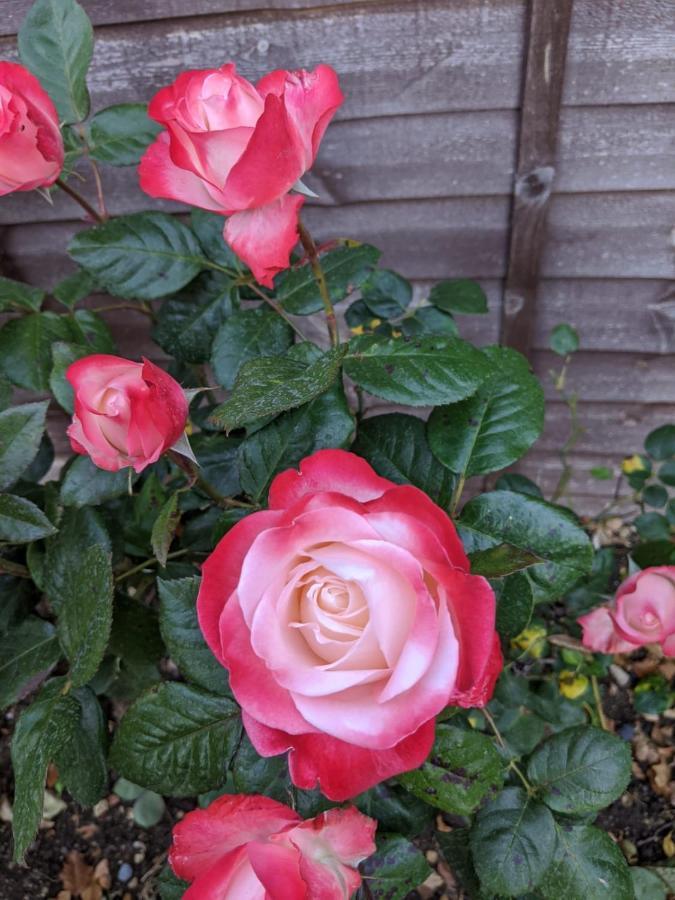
left=269, top=449, right=394, bottom=510
left=223, top=91, right=305, bottom=209
left=169, top=794, right=299, bottom=882
left=247, top=840, right=307, bottom=898
left=244, top=713, right=435, bottom=801
left=141, top=357, right=188, bottom=449
left=197, top=509, right=283, bottom=662
left=281, top=65, right=344, bottom=168
left=578, top=605, right=636, bottom=654
left=139, top=131, right=230, bottom=212
left=182, top=847, right=266, bottom=899
left=224, top=194, right=304, bottom=288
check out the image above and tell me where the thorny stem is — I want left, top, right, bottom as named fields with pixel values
left=55, top=177, right=104, bottom=223
left=591, top=675, right=609, bottom=731
left=167, top=449, right=254, bottom=509
left=297, top=219, right=339, bottom=347
left=245, top=280, right=310, bottom=342
left=482, top=707, right=535, bottom=796
left=115, top=548, right=191, bottom=583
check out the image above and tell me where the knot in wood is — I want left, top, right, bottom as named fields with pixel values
left=516, top=166, right=554, bottom=205
left=504, top=291, right=525, bottom=316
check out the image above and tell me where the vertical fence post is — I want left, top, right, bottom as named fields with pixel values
left=500, top=0, right=574, bottom=355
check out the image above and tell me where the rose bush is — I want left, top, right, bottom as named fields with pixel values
left=579, top=565, right=675, bottom=656
left=139, top=63, right=343, bottom=286
left=198, top=449, right=502, bottom=799
left=67, top=354, right=188, bottom=473
left=0, top=61, right=63, bottom=196
left=169, top=794, right=376, bottom=898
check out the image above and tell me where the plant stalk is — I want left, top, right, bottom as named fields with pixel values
left=297, top=219, right=339, bottom=346
left=55, top=177, right=104, bottom=224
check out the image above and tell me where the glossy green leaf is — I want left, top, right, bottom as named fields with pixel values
left=495, top=472, right=543, bottom=498
left=191, top=209, right=241, bottom=270
left=158, top=576, right=230, bottom=695
left=360, top=268, right=413, bottom=318
left=470, top=787, right=556, bottom=897
left=50, top=341, right=88, bottom=413
left=0, top=617, right=60, bottom=710
left=344, top=334, right=490, bottom=406
left=428, top=347, right=544, bottom=477
left=275, top=242, right=380, bottom=315
left=399, top=305, right=458, bottom=337
left=191, top=432, right=242, bottom=498
left=399, top=724, right=504, bottom=815
left=89, top=103, right=162, bottom=165
left=459, top=491, right=593, bottom=601
left=153, top=272, right=236, bottom=364
left=11, top=679, right=80, bottom=861
left=68, top=212, right=206, bottom=300
left=52, top=269, right=98, bottom=309
left=429, top=278, right=488, bottom=315
left=0, top=401, right=49, bottom=490
left=496, top=572, right=535, bottom=640
left=353, top=413, right=455, bottom=507
left=526, top=725, right=631, bottom=814
left=109, top=682, right=241, bottom=796
left=658, top=460, right=675, bottom=486
left=56, top=543, right=113, bottom=687
left=643, top=484, right=668, bottom=508
left=210, top=345, right=346, bottom=431
left=151, top=494, right=180, bottom=568
left=0, top=313, right=74, bottom=390
left=634, top=512, right=671, bottom=542
left=354, top=783, right=434, bottom=838
left=54, top=687, right=108, bottom=805
left=18, top=0, right=93, bottom=123
left=0, top=276, right=44, bottom=312
left=549, top=323, right=580, bottom=356
left=645, top=425, right=675, bottom=460
left=231, top=733, right=291, bottom=803
left=44, top=506, right=111, bottom=608
left=211, top=306, right=293, bottom=389
left=0, top=494, right=56, bottom=543
left=469, top=543, right=542, bottom=577
left=60, top=455, right=132, bottom=507
left=359, top=834, right=432, bottom=900
left=539, top=825, right=633, bottom=900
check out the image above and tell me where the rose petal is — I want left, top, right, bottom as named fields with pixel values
left=139, top=132, right=230, bottom=212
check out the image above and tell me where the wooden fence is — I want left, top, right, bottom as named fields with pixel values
left=1, top=0, right=674, bottom=513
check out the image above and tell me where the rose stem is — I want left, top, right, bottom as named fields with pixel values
left=591, top=675, right=609, bottom=731
left=115, top=548, right=192, bottom=583
left=244, top=280, right=310, bottom=342
left=167, top=449, right=254, bottom=509
left=55, top=177, right=104, bottom=223
left=482, top=707, right=535, bottom=796
left=296, top=219, right=339, bottom=347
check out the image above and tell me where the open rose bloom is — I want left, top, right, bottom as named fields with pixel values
left=139, top=63, right=343, bottom=287
left=66, top=354, right=188, bottom=473
left=170, top=794, right=376, bottom=899
left=198, top=450, right=502, bottom=800
left=0, top=61, right=63, bottom=195
left=579, top=565, right=675, bottom=657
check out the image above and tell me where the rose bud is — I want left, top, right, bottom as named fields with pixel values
left=139, top=63, right=343, bottom=287
left=66, top=355, right=188, bottom=473
left=169, top=794, right=376, bottom=899
left=0, top=61, right=64, bottom=196
left=579, top=566, right=675, bottom=657
left=198, top=449, right=502, bottom=801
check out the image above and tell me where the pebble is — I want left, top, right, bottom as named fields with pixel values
left=117, top=863, right=133, bottom=883
left=609, top=664, right=631, bottom=688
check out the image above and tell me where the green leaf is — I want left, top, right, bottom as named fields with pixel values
left=0, top=276, right=44, bottom=312
left=354, top=783, right=434, bottom=837
left=210, top=345, right=346, bottom=431
left=470, top=543, right=543, bottom=578
left=231, top=733, right=291, bottom=803
left=110, top=682, right=241, bottom=795
left=429, top=278, right=488, bottom=315
left=495, top=472, right=543, bottom=498
left=399, top=724, right=504, bottom=815
left=361, top=269, right=413, bottom=318
left=549, top=323, right=580, bottom=356
left=643, top=484, right=668, bottom=508
left=54, top=687, right=108, bottom=805
left=153, top=272, right=236, bottom=364
left=238, top=382, right=354, bottom=502
left=0, top=401, right=49, bottom=490
left=106, top=595, right=163, bottom=701
left=590, top=466, right=613, bottom=480
left=645, top=424, right=675, bottom=460
left=52, top=269, right=98, bottom=309
left=631, top=868, right=668, bottom=900
left=353, top=413, right=455, bottom=507
left=470, top=787, right=557, bottom=897
left=151, top=495, right=180, bottom=568
left=158, top=576, right=230, bottom=695
left=211, top=306, right=293, bottom=389
left=658, top=460, right=675, bottom=486
left=68, top=212, right=206, bottom=300
left=0, top=618, right=60, bottom=710
left=60, top=455, right=132, bottom=507
left=50, top=341, right=88, bottom=413
left=133, top=791, right=166, bottom=828
left=275, top=242, right=380, bottom=315
left=69, top=308, right=115, bottom=352
left=436, top=829, right=483, bottom=899
left=191, top=209, right=241, bottom=270
left=156, top=866, right=189, bottom=900
left=399, top=305, right=458, bottom=337
left=344, top=334, right=490, bottom=406
left=428, top=346, right=544, bottom=477
left=88, top=103, right=162, bottom=165
left=526, top=725, right=631, bottom=814
left=0, top=494, right=56, bottom=543
left=359, top=834, right=432, bottom=900
left=191, top=432, right=242, bottom=498
left=0, top=313, right=74, bottom=390
left=18, top=0, right=93, bottom=124
left=459, top=491, right=593, bottom=601
left=539, top=824, right=633, bottom=900
left=44, top=506, right=111, bottom=608
left=11, top=679, right=80, bottom=861
left=634, top=512, right=671, bottom=542
left=496, top=572, right=535, bottom=640
left=56, top=544, right=113, bottom=687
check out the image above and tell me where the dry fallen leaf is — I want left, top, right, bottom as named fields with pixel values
left=663, top=832, right=675, bottom=858
left=61, top=851, right=94, bottom=896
